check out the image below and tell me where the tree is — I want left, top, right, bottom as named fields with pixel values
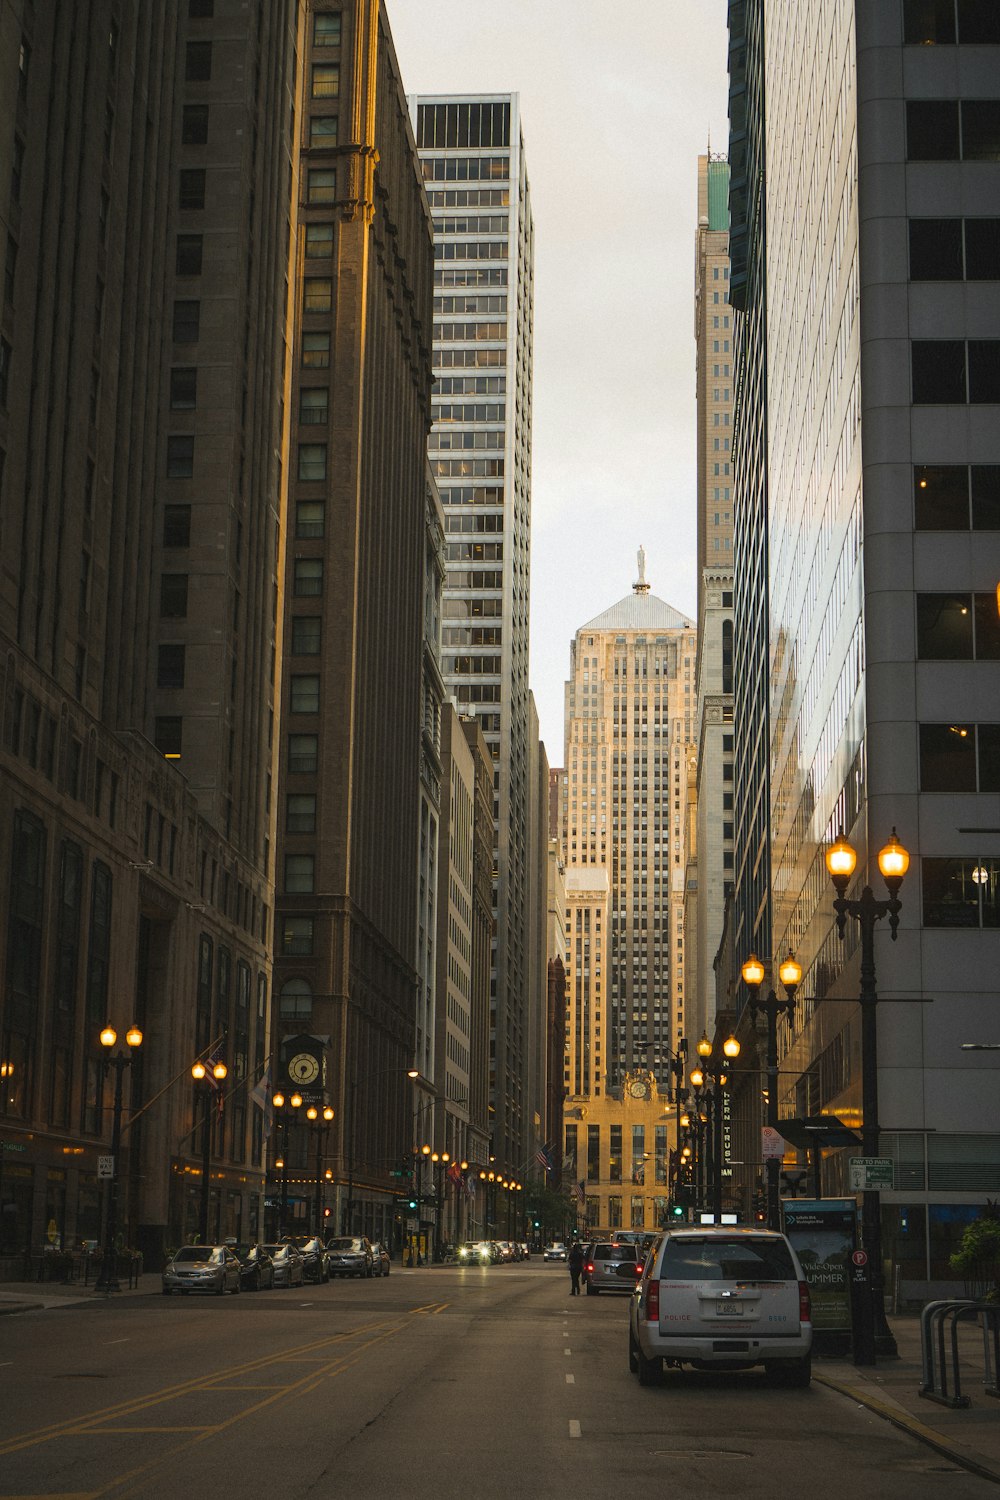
left=950, top=1202, right=1000, bottom=1301
left=525, top=1182, right=576, bottom=1242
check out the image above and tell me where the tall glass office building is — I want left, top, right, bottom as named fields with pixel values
left=726, top=0, right=1000, bottom=1289
left=410, top=95, right=535, bottom=1179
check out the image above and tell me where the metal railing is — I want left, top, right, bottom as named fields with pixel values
left=919, top=1299, right=1000, bottom=1408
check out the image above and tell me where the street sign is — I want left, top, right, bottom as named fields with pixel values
left=98, top=1155, right=115, bottom=1179
left=848, top=1156, right=894, bottom=1190
left=0, top=1141, right=26, bottom=1152
left=761, top=1126, right=785, bottom=1161
left=852, top=1248, right=868, bottom=1267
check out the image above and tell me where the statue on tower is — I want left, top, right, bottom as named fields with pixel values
left=634, top=544, right=650, bottom=594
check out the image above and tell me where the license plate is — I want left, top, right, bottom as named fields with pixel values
left=717, top=1300, right=743, bottom=1316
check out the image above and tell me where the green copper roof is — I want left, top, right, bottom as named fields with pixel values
left=707, top=158, right=730, bottom=232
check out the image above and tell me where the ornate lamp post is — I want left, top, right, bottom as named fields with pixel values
left=191, top=1055, right=228, bottom=1244
left=271, top=1089, right=302, bottom=1236
left=694, top=1029, right=741, bottom=1219
left=306, top=1104, right=335, bottom=1235
left=826, top=827, right=909, bottom=1363
left=741, top=951, right=802, bottom=1231
left=96, top=1024, right=143, bottom=1293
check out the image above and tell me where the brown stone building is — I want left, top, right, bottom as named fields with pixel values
left=270, top=1, right=435, bottom=1246
left=0, top=1, right=295, bottom=1268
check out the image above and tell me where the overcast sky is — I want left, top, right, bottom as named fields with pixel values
left=387, top=0, right=730, bottom=760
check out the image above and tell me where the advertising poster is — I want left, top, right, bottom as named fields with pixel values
left=782, top=1199, right=856, bottom=1332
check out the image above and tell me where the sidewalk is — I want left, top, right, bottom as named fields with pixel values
left=0, top=1274, right=156, bottom=1315
left=814, top=1313, right=1000, bottom=1485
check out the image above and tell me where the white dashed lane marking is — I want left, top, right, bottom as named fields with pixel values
left=569, top=1419, right=582, bottom=1438
left=565, top=1373, right=575, bottom=1384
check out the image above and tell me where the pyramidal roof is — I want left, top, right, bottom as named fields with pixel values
left=579, top=546, right=693, bottom=634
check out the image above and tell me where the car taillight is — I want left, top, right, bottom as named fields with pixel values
left=645, top=1277, right=660, bottom=1321
left=634, top=1263, right=643, bottom=1277
left=799, top=1279, right=811, bottom=1323
left=584, top=1262, right=594, bottom=1274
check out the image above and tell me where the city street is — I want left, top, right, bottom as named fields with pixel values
left=0, top=1261, right=991, bottom=1500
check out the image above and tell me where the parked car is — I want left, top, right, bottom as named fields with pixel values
left=263, top=1241, right=305, bottom=1288
left=325, top=1235, right=374, bottom=1278
left=519, top=1242, right=530, bottom=1260
left=543, top=1242, right=567, bottom=1262
left=162, top=1245, right=241, bottom=1296
left=290, top=1235, right=329, bottom=1283
left=456, top=1241, right=491, bottom=1265
left=232, top=1242, right=274, bottom=1291
left=628, top=1226, right=813, bottom=1387
left=584, top=1241, right=644, bottom=1296
left=370, top=1241, right=391, bottom=1277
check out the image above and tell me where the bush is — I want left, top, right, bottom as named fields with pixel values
left=950, top=1212, right=1000, bottom=1301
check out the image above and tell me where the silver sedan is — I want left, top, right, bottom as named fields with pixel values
left=263, top=1242, right=305, bottom=1287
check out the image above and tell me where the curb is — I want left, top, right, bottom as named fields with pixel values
left=815, top=1371, right=1000, bottom=1486
left=0, top=1301, right=45, bottom=1316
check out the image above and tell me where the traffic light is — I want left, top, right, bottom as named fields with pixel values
left=752, top=1187, right=767, bottom=1223
left=670, top=1202, right=685, bottom=1218
left=323, top=1207, right=332, bottom=1219
left=407, top=1196, right=418, bottom=1211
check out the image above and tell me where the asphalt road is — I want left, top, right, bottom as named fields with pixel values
left=0, top=1262, right=992, bottom=1500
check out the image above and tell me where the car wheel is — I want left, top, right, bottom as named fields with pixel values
left=162, top=1287, right=172, bottom=1296
left=766, top=1354, right=811, bottom=1388
left=628, top=1328, right=639, bottom=1374
left=587, top=1284, right=599, bottom=1295
left=215, top=1283, right=225, bottom=1296
left=637, top=1346, right=662, bottom=1387
left=232, top=1279, right=240, bottom=1294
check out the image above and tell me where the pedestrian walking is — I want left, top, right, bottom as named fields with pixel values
left=568, top=1240, right=584, bottom=1296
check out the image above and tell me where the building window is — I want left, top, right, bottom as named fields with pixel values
left=169, top=368, right=198, bottom=410
left=305, top=223, right=334, bottom=257
left=185, top=40, right=212, bottom=81
left=969, top=340, right=1000, bottom=401
left=962, top=101, right=1000, bottom=160
left=304, top=277, right=333, bottom=313
left=290, top=675, right=320, bottom=713
left=179, top=169, right=206, bottom=210
left=312, top=64, right=340, bottom=98
left=302, top=331, right=330, bottom=367
left=159, top=574, right=189, bottom=618
left=154, top=716, right=183, bottom=758
left=298, top=444, right=327, bottom=481
left=286, top=794, right=317, bottom=833
left=313, top=11, right=342, bottom=45
left=919, top=723, right=976, bottom=790
left=912, top=340, right=967, bottom=403
left=176, top=234, right=204, bottom=276
left=163, top=504, right=192, bottom=547
left=309, top=116, right=338, bottom=148
left=281, top=917, right=315, bottom=956
left=189, top=0, right=214, bottom=15
left=182, top=104, right=209, bottom=145
left=909, top=218, right=964, bottom=279
left=279, top=979, right=313, bottom=1020
left=288, top=733, right=319, bottom=773
left=917, top=592, right=1000, bottom=657
left=903, top=0, right=956, bottom=44
left=299, top=388, right=328, bottom=426
left=284, top=854, right=315, bottom=894
left=166, top=435, right=194, bottom=478
left=173, top=300, right=201, bottom=342
left=294, top=558, right=324, bottom=596
left=922, top=856, right=1000, bottom=927
left=157, top=644, right=186, bottom=689
left=295, top=500, right=325, bottom=538
left=907, top=100, right=960, bottom=160
left=291, top=616, right=322, bottom=654
left=307, top=168, right=337, bottom=205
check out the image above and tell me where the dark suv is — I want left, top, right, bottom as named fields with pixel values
left=291, top=1235, right=329, bottom=1283
left=325, top=1235, right=374, bottom=1278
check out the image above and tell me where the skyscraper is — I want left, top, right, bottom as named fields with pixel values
left=0, top=1, right=295, bottom=1260
left=562, top=559, right=696, bottom=1093
left=725, top=0, right=1000, bottom=1278
left=691, top=153, right=736, bottom=1045
left=272, top=1, right=435, bottom=1245
left=410, top=93, right=535, bottom=1179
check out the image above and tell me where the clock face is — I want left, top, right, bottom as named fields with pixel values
left=288, top=1052, right=320, bottom=1086
left=629, top=1078, right=648, bottom=1099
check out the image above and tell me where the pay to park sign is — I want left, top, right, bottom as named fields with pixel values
left=782, top=1200, right=856, bottom=1334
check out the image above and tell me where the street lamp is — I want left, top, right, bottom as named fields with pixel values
left=741, top=950, right=802, bottom=1231
left=694, top=1032, right=740, bottom=1220
left=306, top=1104, right=335, bottom=1234
left=96, top=1024, right=143, bottom=1293
left=271, top=1089, right=302, bottom=1236
left=826, top=826, right=909, bottom=1364
left=191, top=1056, right=228, bottom=1244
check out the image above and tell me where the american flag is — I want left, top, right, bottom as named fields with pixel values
left=204, top=1041, right=227, bottom=1118
left=534, top=1143, right=552, bottom=1175
left=573, top=1181, right=585, bottom=1205
left=249, top=1064, right=273, bottom=1142
left=447, top=1159, right=462, bottom=1185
